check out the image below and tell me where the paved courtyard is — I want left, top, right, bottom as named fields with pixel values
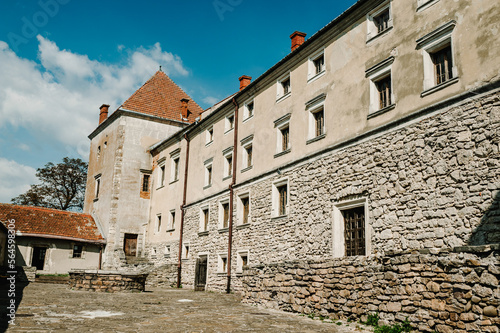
left=1, top=282, right=374, bottom=333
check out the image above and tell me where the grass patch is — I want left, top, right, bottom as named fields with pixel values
left=364, top=313, right=412, bottom=333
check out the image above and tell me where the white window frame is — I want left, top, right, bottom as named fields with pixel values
left=274, top=114, right=291, bottom=155
left=240, top=135, right=253, bottom=171
left=225, top=113, right=235, bottom=134
left=155, top=214, right=162, bottom=234
left=236, top=250, right=249, bottom=273
left=416, top=0, right=440, bottom=12
left=182, top=242, right=190, bottom=260
left=272, top=178, right=289, bottom=218
left=332, top=198, right=371, bottom=258
left=305, top=94, right=326, bottom=142
left=366, top=1, right=393, bottom=43
left=199, top=205, right=210, bottom=232
left=170, top=149, right=181, bottom=183
left=416, top=21, right=458, bottom=96
left=206, top=126, right=214, bottom=145
left=307, top=49, right=326, bottom=82
left=157, top=157, right=166, bottom=188
left=365, top=56, right=395, bottom=117
left=237, top=192, right=250, bottom=225
left=204, top=158, right=213, bottom=188
left=218, top=253, right=228, bottom=273
left=164, top=245, right=171, bottom=258
left=167, top=209, right=175, bottom=231
left=219, top=198, right=230, bottom=230
left=223, top=147, right=233, bottom=180
left=243, top=98, right=255, bottom=121
left=276, top=72, right=291, bottom=102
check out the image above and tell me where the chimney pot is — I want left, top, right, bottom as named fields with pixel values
left=238, top=75, right=252, bottom=91
left=99, top=104, right=110, bottom=125
left=290, top=31, right=307, bottom=51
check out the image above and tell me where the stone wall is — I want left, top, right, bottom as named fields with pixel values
left=177, top=89, right=499, bottom=292
left=241, top=246, right=500, bottom=333
left=145, top=263, right=177, bottom=288
left=69, top=270, right=147, bottom=292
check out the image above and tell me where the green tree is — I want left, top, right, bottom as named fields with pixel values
left=12, top=157, right=88, bottom=211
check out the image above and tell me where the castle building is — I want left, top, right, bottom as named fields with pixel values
left=84, top=0, right=500, bottom=296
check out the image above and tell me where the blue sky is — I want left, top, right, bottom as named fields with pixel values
left=0, top=0, right=356, bottom=203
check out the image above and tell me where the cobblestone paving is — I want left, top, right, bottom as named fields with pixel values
left=3, top=283, right=374, bottom=333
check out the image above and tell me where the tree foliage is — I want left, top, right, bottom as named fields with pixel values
left=12, top=157, right=88, bottom=211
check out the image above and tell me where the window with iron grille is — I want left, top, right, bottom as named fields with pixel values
left=343, top=206, right=365, bottom=256
left=432, top=45, right=453, bottom=85
left=376, top=75, right=392, bottom=109
left=142, top=174, right=150, bottom=192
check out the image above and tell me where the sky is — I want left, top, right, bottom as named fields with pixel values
left=0, top=0, right=356, bottom=203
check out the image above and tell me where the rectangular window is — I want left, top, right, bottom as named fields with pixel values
left=218, top=254, right=228, bottom=273
left=314, top=55, right=324, bottom=75
left=142, top=174, right=150, bottom=192
left=244, top=100, right=254, bottom=120
left=367, top=1, right=393, bottom=42
left=95, top=177, right=101, bottom=199
left=376, top=75, right=392, bottom=109
left=281, top=126, right=289, bottom=152
left=160, top=165, right=165, bottom=186
left=183, top=244, right=190, bottom=259
left=169, top=210, right=175, bottom=230
left=247, top=101, right=254, bottom=117
left=164, top=245, right=171, bottom=257
left=206, top=127, right=214, bottom=145
left=432, top=45, right=453, bottom=85
left=246, top=145, right=252, bottom=168
left=343, top=206, right=366, bottom=256
left=172, top=158, right=179, bottom=181
left=72, top=244, right=83, bottom=258
left=225, top=114, right=235, bottom=132
left=202, top=208, right=209, bottom=231
left=156, top=214, right=162, bottom=233
left=278, top=185, right=287, bottom=216
left=242, top=197, right=249, bottom=225
left=226, top=155, right=232, bottom=177
left=237, top=251, right=249, bottom=273
left=204, top=160, right=213, bottom=188
left=277, top=74, right=291, bottom=101
left=282, top=78, right=290, bottom=95
left=222, top=203, right=229, bottom=228
left=374, top=9, right=390, bottom=33
left=314, top=109, right=324, bottom=137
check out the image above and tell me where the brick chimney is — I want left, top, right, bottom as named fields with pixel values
left=99, top=104, right=110, bottom=125
left=180, top=98, right=189, bottom=119
left=239, top=75, right=252, bottom=91
left=290, top=31, right=307, bottom=51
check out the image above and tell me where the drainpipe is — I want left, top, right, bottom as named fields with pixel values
left=177, top=133, right=190, bottom=288
left=227, top=97, right=239, bottom=294
left=98, top=244, right=103, bottom=270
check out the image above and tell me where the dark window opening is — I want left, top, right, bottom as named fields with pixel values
left=376, top=76, right=392, bottom=109
left=278, top=184, right=288, bottom=216
left=432, top=45, right=453, bottom=85
left=73, top=244, right=83, bottom=258
left=343, top=206, right=366, bottom=256
left=374, top=9, right=390, bottom=33
left=142, top=174, right=150, bottom=192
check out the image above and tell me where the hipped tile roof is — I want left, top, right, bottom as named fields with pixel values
left=0, top=204, right=104, bottom=243
left=120, top=70, right=204, bottom=123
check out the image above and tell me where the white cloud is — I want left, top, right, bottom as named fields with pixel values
left=0, top=36, right=190, bottom=158
left=202, top=96, right=219, bottom=105
left=0, top=158, right=37, bottom=203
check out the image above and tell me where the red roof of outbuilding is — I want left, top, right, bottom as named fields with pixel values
left=120, top=70, right=204, bottom=123
left=0, top=204, right=104, bottom=243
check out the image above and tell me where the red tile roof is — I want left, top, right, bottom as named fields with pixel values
left=0, top=204, right=104, bottom=243
left=120, top=70, right=204, bottom=123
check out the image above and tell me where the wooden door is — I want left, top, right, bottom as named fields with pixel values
left=123, top=234, right=138, bottom=256
left=194, top=256, right=208, bottom=291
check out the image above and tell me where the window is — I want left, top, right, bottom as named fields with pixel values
left=170, top=149, right=181, bottom=183
left=94, top=174, right=101, bottom=199
left=417, top=21, right=457, bottom=96
left=168, top=210, right=175, bottom=230
left=206, top=126, right=214, bottom=145
left=332, top=198, right=370, bottom=258
left=366, top=56, right=395, bottom=117
left=305, top=94, right=326, bottom=143
left=222, top=202, right=229, bottom=229
left=277, top=74, right=291, bottom=101
left=97, top=146, right=101, bottom=160
left=308, top=50, right=325, bottom=81
left=313, top=109, right=325, bottom=137
left=237, top=251, right=249, bottom=273
left=142, top=174, right=150, bottom=192
left=204, top=158, right=213, bottom=188
left=72, top=244, right=83, bottom=258
left=244, top=100, right=254, bottom=120
left=367, top=1, right=393, bottom=42
left=218, top=253, right=228, bottom=273
left=238, top=194, right=250, bottom=225
left=274, top=114, right=291, bottom=157
left=164, top=245, right=171, bottom=257
left=160, top=165, right=165, bottom=187
left=225, top=114, right=235, bottom=133
left=155, top=214, right=162, bottom=233
left=272, top=179, right=289, bottom=217
left=240, top=135, right=253, bottom=171
left=222, top=147, right=233, bottom=180
left=200, top=207, right=209, bottom=232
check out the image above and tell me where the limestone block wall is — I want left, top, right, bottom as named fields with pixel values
left=69, top=270, right=147, bottom=292
left=145, top=263, right=177, bottom=288
left=177, top=89, right=499, bottom=292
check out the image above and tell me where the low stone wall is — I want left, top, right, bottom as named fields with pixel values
left=145, top=263, right=177, bottom=288
left=241, top=246, right=500, bottom=333
left=69, top=270, right=148, bottom=292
